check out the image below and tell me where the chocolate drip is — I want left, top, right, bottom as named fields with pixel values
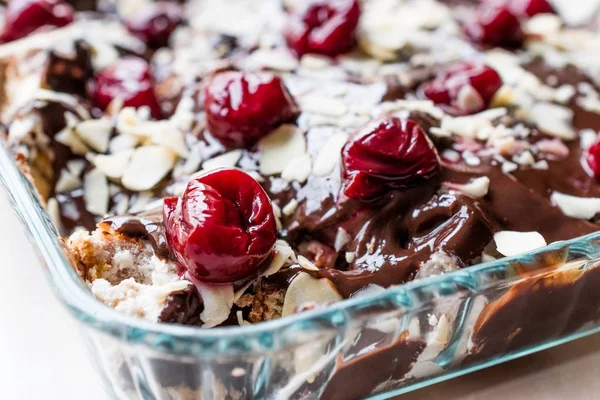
left=103, top=215, right=172, bottom=260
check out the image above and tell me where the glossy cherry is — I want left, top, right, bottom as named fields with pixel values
left=0, top=0, right=74, bottom=43
left=284, top=0, right=360, bottom=57
left=204, top=71, right=299, bottom=148
left=422, top=62, right=503, bottom=115
left=341, top=117, right=440, bottom=201
left=466, top=2, right=523, bottom=47
left=509, top=0, right=554, bottom=17
left=163, top=168, right=277, bottom=283
left=586, top=142, right=600, bottom=179
left=125, top=2, right=183, bottom=49
left=89, top=56, right=162, bottom=119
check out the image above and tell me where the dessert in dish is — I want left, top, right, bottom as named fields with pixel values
left=3, top=0, right=600, bottom=397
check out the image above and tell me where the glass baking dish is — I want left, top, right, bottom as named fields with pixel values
left=2, top=139, right=600, bottom=400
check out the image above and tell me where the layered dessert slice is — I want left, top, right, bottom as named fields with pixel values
left=3, top=0, right=600, bottom=395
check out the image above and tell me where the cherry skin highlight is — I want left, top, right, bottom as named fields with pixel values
left=89, top=56, right=162, bottom=119
left=341, top=117, right=440, bottom=201
left=466, top=2, right=523, bottom=47
left=586, top=142, right=600, bottom=179
left=125, top=2, right=183, bottom=49
left=509, top=0, right=554, bottom=17
left=284, top=0, right=360, bottom=57
left=204, top=71, right=299, bottom=148
left=0, top=0, right=74, bottom=43
left=422, top=62, right=503, bottom=115
left=163, top=168, right=278, bottom=283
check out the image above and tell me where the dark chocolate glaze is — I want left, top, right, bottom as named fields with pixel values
left=103, top=215, right=172, bottom=260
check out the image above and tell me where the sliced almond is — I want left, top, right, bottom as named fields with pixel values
left=312, top=132, right=348, bottom=176
left=334, top=228, right=351, bottom=252
left=55, top=114, right=88, bottom=155
left=259, top=125, right=306, bottom=175
left=300, top=94, right=348, bottom=117
left=55, top=169, right=82, bottom=193
left=66, top=159, right=86, bottom=177
left=83, top=168, right=109, bottom=216
left=151, top=123, right=189, bottom=157
left=109, top=134, right=140, bottom=153
left=528, top=102, right=576, bottom=140
left=444, top=177, right=490, bottom=198
left=551, top=191, right=600, bottom=220
left=92, top=150, right=134, bottom=179
left=282, top=272, right=342, bottom=317
left=194, top=281, right=234, bottom=328
left=281, top=154, right=312, bottom=183
left=47, top=197, right=62, bottom=232
left=121, top=146, right=177, bottom=191
left=494, top=231, right=547, bottom=257
left=262, top=241, right=295, bottom=277
left=201, top=149, right=242, bottom=171
left=244, top=48, right=299, bottom=72
left=76, top=118, right=112, bottom=153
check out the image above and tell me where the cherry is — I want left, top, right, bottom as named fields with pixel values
left=341, top=117, right=440, bottom=201
left=163, top=168, right=277, bottom=284
left=125, top=2, right=183, bottom=49
left=204, top=71, right=299, bottom=148
left=89, top=56, right=162, bottom=119
left=422, top=62, right=503, bottom=115
left=466, top=2, right=523, bottom=47
left=284, top=0, right=360, bottom=57
left=586, top=142, right=600, bottom=179
left=0, top=0, right=74, bottom=43
left=509, top=0, right=554, bottom=17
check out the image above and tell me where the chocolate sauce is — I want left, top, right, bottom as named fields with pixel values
left=102, top=215, right=172, bottom=260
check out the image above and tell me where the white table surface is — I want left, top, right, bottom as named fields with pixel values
left=2, top=190, right=600, bottom=400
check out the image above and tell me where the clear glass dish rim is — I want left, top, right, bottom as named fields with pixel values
left=2, top=142, right=599, bottom=347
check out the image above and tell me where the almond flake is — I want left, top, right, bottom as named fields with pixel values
left=528, top=102, right=576, bottom=140
left=195, top=281, right=234, bottom=328
left=262, top=241, right=294, bottom=277
left=66, top=159, right=86, bottom=177
left=494, top=231, right=547, bottom=257
left=55, top=169, right=82, bottom=193
left=201, top=149, right=242, bottom=171
left=299, top=95, right=348, bottom=117
left=151, top=123, right=189, bottom=157
left=244, top=48, right=299, bottom=71
left=312, top=132, right=348, bottom=176
left=551, top=191, right=600, bottom=220
left=300, top=54, right=333, bottom=69
left=55, top=113, right=88, bottom=155
left=281, top=154, right=312, bottom=183
left=297, top=255, right=319, bottom=271
left=282, top=273, right=342, bottom=317
left=282, top=199, right=299, bottom=216
left=76, top=119, right=112, bottom=153
left=259, top=125, right=306, bottom=175
left=444, top=177, right=490, bottom=198
left=121, top=146, right=177, bottom=191
left=47, top=197, right=62, bottom=232
left=92, top=150, right=134, bottom=179
left=334, top=228, right=351, bottom=252
left=109, top=134, right=140, bottom=153
left=83, top=168, right=109, bottom=216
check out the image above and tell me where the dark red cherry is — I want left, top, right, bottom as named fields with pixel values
left=509, top=0, right=554, bottom=17
left=0, top=0, right=74, bottom=43
left=90, top=56, right=162, bottom=119
left=125, top=2, right=183, bottom=49
left=204, top=71, right=299, bottom=148
left=285, top=0, right=360, bottom=57
left=586, top=142, right=600, bottom=178
left=341, top=117, right=440, bottom=201
left=163, top=168, right=277, bottom=283
left=466, top=2, right=523, bottom=47
left=422, top=62, right=503, bottom=115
